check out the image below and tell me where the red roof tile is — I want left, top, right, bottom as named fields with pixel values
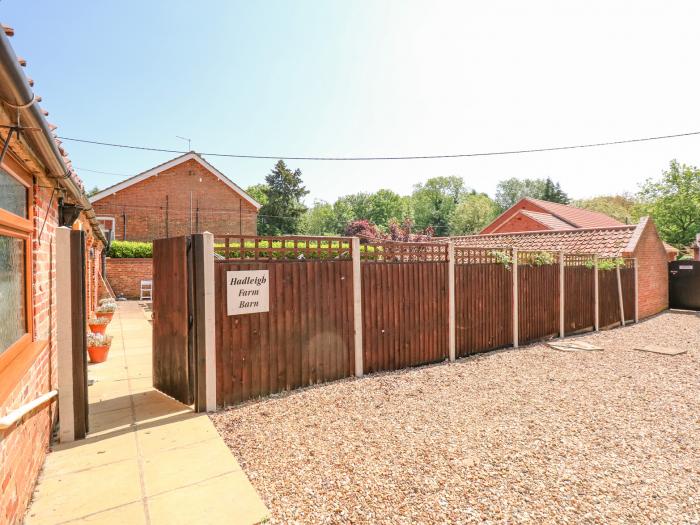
left=519, top=210, right=572, bottom=230
left=525, top=198, right=625, bottom=229
left=453, top=225, right=638, bottom=257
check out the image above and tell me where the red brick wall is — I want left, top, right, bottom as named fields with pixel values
left=633, top=220, right=669, bottom=319
left=1, top=184, right=58, bottom=525
left=106, top=258, right=153, bottom=299
left=92, top=158, right=257, bottom=242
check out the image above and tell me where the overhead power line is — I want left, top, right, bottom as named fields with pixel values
left=59, top=130, right=700, bottom=162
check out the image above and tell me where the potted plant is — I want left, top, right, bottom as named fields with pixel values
left=99, top=297, right=116, bottom=306
left=88, top=317, right=110, bottom=335
left=96, top=302, right=117, bottom=321
left=87, top=333, right=113, bottom=363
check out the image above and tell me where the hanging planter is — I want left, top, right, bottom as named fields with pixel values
left=87, top=333, right=113, bottom=364
left=88, top=317, right=109, bottom=335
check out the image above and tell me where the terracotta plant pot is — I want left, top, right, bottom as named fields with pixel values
left=88, top=345, right=110, bottom=363
left=96, top=311, right=114, bottom=321
left=89, top=322, right=107, bottom=335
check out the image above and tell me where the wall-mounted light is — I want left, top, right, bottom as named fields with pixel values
left=58, top=198, right=83, bottom=227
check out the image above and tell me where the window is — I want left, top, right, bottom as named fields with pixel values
left=0, top=164, right=32, bottom=360
left=0, top=236, right=26, bottom=352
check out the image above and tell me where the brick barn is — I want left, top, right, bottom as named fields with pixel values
left=0, top=26, right=107, bottom=524
left=89, top=152, right=260, bottom=242
left=480, top=197, right=679, bottom=262
left=452, top=215, right=670, bottom=319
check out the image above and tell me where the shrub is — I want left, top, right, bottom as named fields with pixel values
left=489, top=250, right=513, bottom=269
left=108, top=241, right=153, bottom=258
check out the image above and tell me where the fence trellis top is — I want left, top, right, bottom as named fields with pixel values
left=214, top=235, right=353, bottom=261
left=359, top=239, right=448, bottom=262
left=454, top=247, right=513, bottom=265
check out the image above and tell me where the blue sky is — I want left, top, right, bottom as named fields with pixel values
left=4, top=1, right=700, bottom=204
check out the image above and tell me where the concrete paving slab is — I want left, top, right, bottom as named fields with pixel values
left=26, top=301, right=268, bottom=525
left=635, top=345, right=688, bottom=355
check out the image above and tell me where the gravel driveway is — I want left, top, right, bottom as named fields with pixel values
left=211, top=311, right=700, bottom=524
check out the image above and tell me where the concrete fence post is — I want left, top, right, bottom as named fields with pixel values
left=616, top=264, right=626, bottom=327
left=593, top=255, right=599, bottom=331
left=56, top=227, right=75, bottom=442
left=559, top=251, right=565, bottom=338
left=352, top=237, right=364, bottom=377
left=192, top=232, right=217, bottom=412
left=512, top=248, right=519, bottom=348
left=448, top=242, right=456, bottom=362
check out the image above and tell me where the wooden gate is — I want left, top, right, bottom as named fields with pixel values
left=152, top=236, right=193, bottom=404
left=669, top=260, right=700, bottom=310
left=361, top=241, right=449, bottom=373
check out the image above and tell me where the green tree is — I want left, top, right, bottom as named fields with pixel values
left=541, top=177, right=569, bottom=204
left=87, top=186, right=100, bottom=197
left=246, top=183, right=269, bottom=206
left=411, top=176, right=466, bottom=235
left=366, top=189, right=408, bottom=228
left=573, top=194, right=638, bottom=224
left=636, top=160, right=700, bottom=247
left=335, top=193, right=373, bottom=222
left=299, top=200, right=338, bottom=235
left=494, top=177, right=569, bottom=210
left=449, top=193, right=500, bottom=235
left=257, top=160, right=309, bottom=235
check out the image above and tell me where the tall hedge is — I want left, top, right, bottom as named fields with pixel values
left=108, top=241, right=153, bottom=258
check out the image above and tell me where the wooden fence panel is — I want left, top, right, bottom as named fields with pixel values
left=361, top=261, right=449, bottom=373
left=518, top=264, right=560, bottom=343
left=564, top=265, right=595, bottom=335
left=598, top=269, right=620, bottom=328
left=215, top=259, right=354, bottom=407
left=455, top=263, right=513, bottom=356
left=621, top=267, right=636, bottom=323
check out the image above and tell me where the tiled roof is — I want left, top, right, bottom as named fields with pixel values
left=526, top=198, right=625, bottom=229
left=452, top=225, right=638, bottom=257
left=519, top=210, right=572, bottom=230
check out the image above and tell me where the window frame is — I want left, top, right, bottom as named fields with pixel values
left=0, top=156, right=35, bottom=385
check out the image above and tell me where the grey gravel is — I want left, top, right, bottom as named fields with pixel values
left=211, top=311, right=700, bottom=524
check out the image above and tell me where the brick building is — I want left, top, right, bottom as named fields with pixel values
left=481, top=197, right=678, bottom=261
left=452, top=217, right=669, bottom=319
left=90, top=152, right=260, bottom=242
left=0, top=26, right=106, bottom=524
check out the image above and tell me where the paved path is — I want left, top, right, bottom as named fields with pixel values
left=25, top=301, right=268, bottom=525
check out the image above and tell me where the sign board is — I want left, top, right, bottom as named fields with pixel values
left=226, top=270, right=270, bottom=315
left=679, top=265, right=694, bottom=270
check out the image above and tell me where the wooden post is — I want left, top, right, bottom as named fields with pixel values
left=559, top=251, right=565, bottom=338
left=448, top=242, right=456, bottom=362
left=352, top=237, right=364, bottom=377
left=634, top=258, right=639, bottom=323
left=616, top=264, right=626, bottom=327
left=512, top=248, right=519, bottom=348
left=593, top=255, right=599, bottom=331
